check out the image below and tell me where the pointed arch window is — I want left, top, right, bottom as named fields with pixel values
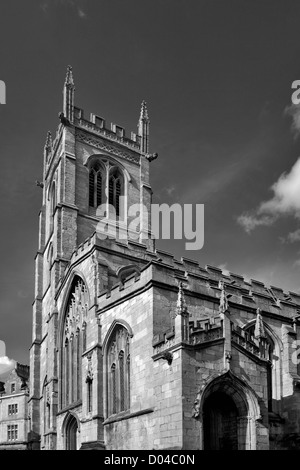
left=86, top=376, right=93, bottom=413
left=119, top=351, right=125, bottom=411
left=126, top=354, right=130, bottom=410
left=111, top=363, right=117, bottom=414
left=107, top=325, right=130, bottom=416
left=61, top=277, right=89, bottom=409
left=89, top=163, right=103, bottom=208
left=109, top=168, right=123, bottom=217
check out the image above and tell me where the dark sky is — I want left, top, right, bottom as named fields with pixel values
left=1, top=0, right=300, bottom=364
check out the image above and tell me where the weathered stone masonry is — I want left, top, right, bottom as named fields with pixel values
left=29, top=67, right=300, bottom=450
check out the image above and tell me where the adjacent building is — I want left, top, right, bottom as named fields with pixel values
left=0, top=363, right=30, bottom=450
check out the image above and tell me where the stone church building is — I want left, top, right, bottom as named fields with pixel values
left=29, top=67, right=300, bottom=450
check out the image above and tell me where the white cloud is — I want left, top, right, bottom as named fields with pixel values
left=165, top=186, right=175, bottom=196
left=17, top=290, right=29, bottom=299
left=0, top=356, right=14, bottom=366
left=0, top=356, right=15, bottom=378
left=238, top=157, right=300, bottom=233
left=217, top=263, right=230, bottom=276
left=285, top=104, right=300, bottom=139
left=41, top=0, right=87, bottom=19
left=78, top=8, right=86, bottom=19
left=237, top=213, right=276, bottom=234
left=0, top=340, right=5, bottom=357
left=281, top=228, right=300, bottom=244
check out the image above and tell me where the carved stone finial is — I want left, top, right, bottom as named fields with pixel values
left=138, top=100, right=150, bottom=154
left=176, top=282, right=187, bottom=316
left=139, top=100, right=149, bottom=122
left=44, top=131, right=52, bottom=150
left=65, top=65, right=75, bottom=87
left=254, top=308, right=266, bottom=339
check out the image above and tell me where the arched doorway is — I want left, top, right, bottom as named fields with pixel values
left=65, top=414, right=78, bottom=450
left=195, top=372, right=262, bottom=450
left=203, top=391, right=238, bottom=450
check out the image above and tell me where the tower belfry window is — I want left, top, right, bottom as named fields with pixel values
left=89, top=163, right=103, bottom=208
left=109, top=169, right=123, bottom=217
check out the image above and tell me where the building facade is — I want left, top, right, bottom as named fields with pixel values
left=29, top=67, right=300, bottom=450
left=0, top=363, right=30, bottom=450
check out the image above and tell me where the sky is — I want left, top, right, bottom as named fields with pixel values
left=2, top=0, right=300, bottom=364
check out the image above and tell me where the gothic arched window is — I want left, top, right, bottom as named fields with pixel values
left=89, top=163, right=103, bottom=208
left=107, top=325, right=130, bottom=416
left=61, top=277, right=89, bottom=409
left=109, top=168, right=123, bottom=217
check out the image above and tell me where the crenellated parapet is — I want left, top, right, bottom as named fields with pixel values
left=73, top=106, right=142, bottom=153
left=188, top=317, right=223, bottom=346
left=151, top=254, right=300, bottom=320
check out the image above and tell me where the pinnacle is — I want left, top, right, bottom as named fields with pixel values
left=177, top=282, right=187, bottom=315
left=65, top=65, right=75, bottom=87
left=139, top=100, right=149, bottom=122
left=254, top=308, right=266, bottom=339
left=44, top=131, right=52, bottom=149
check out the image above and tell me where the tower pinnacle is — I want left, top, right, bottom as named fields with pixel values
left=44, top=131, right=52, bottom=164
left=176, top=282, right=187, bottom=315
left=138, top=100, right=150, bottom=154
left=65, top=65, right=75, bottom=87
left=44, top=131, right=52, bottom=150
left=139, top=100, right=149, bottom=122
left=63, top=65, right=75, bottom=124
left=254, top=308, right=266, bottom=339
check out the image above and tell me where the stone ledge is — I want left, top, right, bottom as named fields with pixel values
left=103, top=407, right=154, bottom=425
left=57, top=400, right=82, bottom=416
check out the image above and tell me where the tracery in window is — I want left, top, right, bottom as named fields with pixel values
left=107, top=325, right=130, bottom=416
left=61, top=277, right=89, bottom=409
left=89, top=162, right=103, bottom=208
left=109, top=168, right=123, bottom=217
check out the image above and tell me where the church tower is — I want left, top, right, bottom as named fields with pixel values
left=29, top=67, right=158, bottom=450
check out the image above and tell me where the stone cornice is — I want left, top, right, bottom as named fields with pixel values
left=75, top=128, right=140, bottom=165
